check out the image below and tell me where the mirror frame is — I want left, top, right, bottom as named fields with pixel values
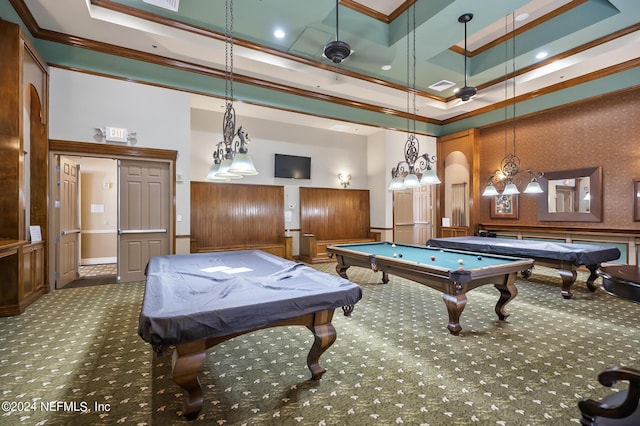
left=538, top=166, right=602, bottom=222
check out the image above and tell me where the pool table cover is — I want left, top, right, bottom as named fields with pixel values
left=138, top=250, right=362, bottom=347
left=426, top=236, right=620, bottom=266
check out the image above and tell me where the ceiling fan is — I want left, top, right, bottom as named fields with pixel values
left=455, top=13, right=477, bottom=101
left=323, top=0, right=352, bottom=64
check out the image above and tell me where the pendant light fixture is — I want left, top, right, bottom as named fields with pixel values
left=388, top=3, right=440, bottom=191
left=482, top=12, right=542, bottom=197
left=206, top=0, right=258, bottom=181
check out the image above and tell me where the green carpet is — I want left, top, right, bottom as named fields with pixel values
left=1, top=264, right=639, bottom=425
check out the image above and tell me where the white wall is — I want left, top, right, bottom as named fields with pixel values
left=191, top=108, right=371, bottom=239
left=48, top=68, right=191, bottom=237
left=376, top=130, right=438, bottom=231
left=49, top=69, right=439, bottom=256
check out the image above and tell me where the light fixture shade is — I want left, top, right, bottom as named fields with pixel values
left=229, top=153, right=258, bottom=175
left=388, top=176, right=405, bottom=191
left=420, top=169, right=441, bottom=185
left=206, top=163, right=231, bottom=182
left=502, top=181, right=520, bottom=195
left=216, top=158, right=242, bottom=179
left=403, top=173, right=420, bottom=188
left=482, top=183, right=499, bottom=197
left=524, top=180, right=543, bottom=194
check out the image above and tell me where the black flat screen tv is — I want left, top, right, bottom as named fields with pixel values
left=274, top=154, right=311, bottom=179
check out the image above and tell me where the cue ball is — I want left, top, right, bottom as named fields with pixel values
left=391, top=243, right=396, bottom=248
left=430, top=256, right=436, bottom=261
left=458, top=259, right=464, bottom=265
left=393, top=253, right=397, bottom=257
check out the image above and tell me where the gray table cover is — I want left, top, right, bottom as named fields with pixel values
left=427, top=236, right=620, bottom=266
left=138, top=250, right=362, bottom=346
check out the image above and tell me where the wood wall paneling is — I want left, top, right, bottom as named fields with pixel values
left=0, top=21, right=22, bottom=239
left=300, top=187, right=371, bottom=240
left=190, top=182, right=285, bottom=249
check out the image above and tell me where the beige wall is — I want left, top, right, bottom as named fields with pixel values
left=478, top=87, right=640, bottom=230
left=79, top=157, right=118, bottom=263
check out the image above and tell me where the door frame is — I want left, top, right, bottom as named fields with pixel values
left=48, top=140, right=177, bottom=292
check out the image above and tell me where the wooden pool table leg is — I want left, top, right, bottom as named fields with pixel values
left=442, top=293, right=467, bottom=335
left=494, top=273, right=518, bottom=321
left=558, top=269, right=578, bottom=299
left=306, top=310, right=337, bottom=380
left=172, top=340, right=207, bottom=420
left=335, top=263, right=350, bottom=280
left=585, top=264, right=600, bottom=291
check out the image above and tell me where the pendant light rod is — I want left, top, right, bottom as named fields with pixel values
left=456, top=13, right=477, bottom=101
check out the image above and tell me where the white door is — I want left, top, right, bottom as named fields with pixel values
left=393, top=189, right=414, bottom=244
left=413, top=185, right=434, bottom=245
left=117, top=160, right=170, bottom=283
left=56, top=156, right=80, bottom=288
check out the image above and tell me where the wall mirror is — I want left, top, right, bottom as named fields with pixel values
left=538, top=166, right=602, bottom=222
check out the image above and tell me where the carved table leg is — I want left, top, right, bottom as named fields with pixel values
left=442, top=293, right=467, bottom=335
left=335, top=262, right=350, bottom=279
left=585, top=265, right=600, bottom=292
left=341, top=304, right=354, bottom=316
left=558, top=269, right=578, bottom=299
left=172, top=340, right=207, bottom=420
left=306, top=310, right=337, bottom=380
left=494, top=273, right=518, bottom=321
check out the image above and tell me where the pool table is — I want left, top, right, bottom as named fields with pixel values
left=427, top=236, right=621, bottom=299
left=326, top=242, right=534, bottom=335
left=138, top=250, right=362, bottom=419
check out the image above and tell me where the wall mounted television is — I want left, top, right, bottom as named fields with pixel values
left=274, top=154, right=311, bottom=179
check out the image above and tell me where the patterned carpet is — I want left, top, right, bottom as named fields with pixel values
left=1, top=263, right=639, bottom=425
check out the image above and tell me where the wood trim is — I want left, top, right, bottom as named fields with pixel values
left=49, top=140, right=177, bottom=160
left=442, top=58, right=640, bottom=126
left=450, top=1, right=588, bottom=57
left=8, top=0, right=638, bottom=128
left=448, top=22, right=640, bottom=106
left=86, top=0, right=441, bottom=104
left=340, top=0, right=416, bottom=24
left=479, top=223, right=640, bottom=236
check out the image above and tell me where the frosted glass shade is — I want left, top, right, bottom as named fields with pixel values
left=229, top=153, right=258, bottom=175
left=420, top=169, right=441, bottom=185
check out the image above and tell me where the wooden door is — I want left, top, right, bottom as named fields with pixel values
left=413, top=185, right=434, bottom=245
left=57, top=156, right=80, bottom=288
left=118, top=160, right=170, bottom=283
left=393, top=189, right=414, bottom=244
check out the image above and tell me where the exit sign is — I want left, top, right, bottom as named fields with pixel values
left=105, top=127, right=128, bottom=143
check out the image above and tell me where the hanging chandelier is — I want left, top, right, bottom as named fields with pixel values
left=482, top=12, right=541, bottom=197
left=206, top=0, right=258, bottom=182
left=388, top=4, right=440, bottom=191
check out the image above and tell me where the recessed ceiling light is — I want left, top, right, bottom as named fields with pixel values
left=329, top=124, right=350, bottom=132
left=273, top=28, right=285, bottom=39
left=515, top=13, right=529, bottom=22
left=381, top=65, right=391, bottom=71
left=536, top=51, right=548, bottom=59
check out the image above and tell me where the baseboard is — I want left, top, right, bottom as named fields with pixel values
left=81, top=257, right=117, bottom=265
